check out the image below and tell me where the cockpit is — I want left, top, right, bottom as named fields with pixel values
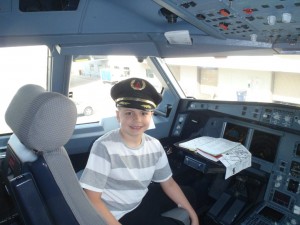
left=0, top=1, right=300, bottom=225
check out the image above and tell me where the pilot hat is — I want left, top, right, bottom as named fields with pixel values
left=110, top=77, right=162, bottom=111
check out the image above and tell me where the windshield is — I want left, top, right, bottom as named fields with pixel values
left=164, top=55, right=300, bottom=107
left=69, top=56, right=163, bottom=125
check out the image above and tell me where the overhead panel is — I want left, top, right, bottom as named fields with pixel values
left=154, top=0, right=300, bottom=44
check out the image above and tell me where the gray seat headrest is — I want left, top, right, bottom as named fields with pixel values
left=5, top=84, right=77, bottom=152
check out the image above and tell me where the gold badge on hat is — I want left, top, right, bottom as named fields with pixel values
left=141, top=104, right=152, bottom=109
left=119, top=101, right=130, bottom=106
left=131, top=79, right=146, bottom=91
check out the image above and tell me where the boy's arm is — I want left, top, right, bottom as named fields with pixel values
left=84, top=188, right=122, bottom=225
left=160, top=177, right=200, bottom=225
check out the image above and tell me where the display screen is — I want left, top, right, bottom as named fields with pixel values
left=223, top=123, right=280, bottom=163
left=249, top=130, right=280, bottom=163
left=272, top=190, right=291, bottom=208
left=258, top=206, right=284, bottom=222
left=223, top=122, right=248, bottom=145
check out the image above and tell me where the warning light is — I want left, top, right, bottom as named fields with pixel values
left=219, top=9, right=230, bottom=17
left=219, top=22, right=229, bottom=30
left=243, top=8, right=253, bottom=14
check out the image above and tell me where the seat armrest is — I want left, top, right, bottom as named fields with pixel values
left=161, top=207, right=190, bottom=225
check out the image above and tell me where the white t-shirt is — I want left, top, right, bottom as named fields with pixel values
left=79, top=129, right=172, bottom=219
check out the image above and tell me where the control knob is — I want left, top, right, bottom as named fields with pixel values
left=178, top=116, right=184, bottom=123
left=276, top=175, right=283, bottom=181
left=272, top=112, right=280, bottom=120
left=284, top=115, right=291, bottom=122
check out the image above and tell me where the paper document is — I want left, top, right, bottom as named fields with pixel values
left=196, top=149, right=222, bottom=162
left=197, top=138, right=240, bottom=156
left=179, top=136, right=239, bottom=155
left=220, top=145, right=252, bottom=179
left=178, top=136, right=215, bottom=151
left=178, top=136, right=252, bottom=179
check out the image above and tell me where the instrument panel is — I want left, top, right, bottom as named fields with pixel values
left=186, top=101, right=300, bottom=132
left=172, top=99, right=300, bottom=224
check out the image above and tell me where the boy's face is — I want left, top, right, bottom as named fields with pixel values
left=116, top=107, right=153, bottom=138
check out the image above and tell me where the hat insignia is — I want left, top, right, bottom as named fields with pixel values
left=130, top=79, right=146, bottom=91
left=141, top=104, right=152, bottom=109
left=119, top=101, right=130, bottom=105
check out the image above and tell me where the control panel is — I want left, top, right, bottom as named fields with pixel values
left=268, top=160, right=300, bottom=208
left=241, top=146, right=300, bottom=224
left=241, top=203, right=299, bottom=225
left=177, top=99, right=300, bottom=224
left=261, top=107, right=300, bottom=130
left=186, top=101, right=300, bottom=132
left=171, top=114, right=187, bottom=136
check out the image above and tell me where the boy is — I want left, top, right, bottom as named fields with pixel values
left=79, top=78, right=199, bottom=225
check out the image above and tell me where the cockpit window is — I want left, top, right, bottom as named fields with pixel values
left=69, top=55, right=163, bottom=125
left=164, top=55, right=300, bottom=107
left=0, top=46, right=48, bottom=134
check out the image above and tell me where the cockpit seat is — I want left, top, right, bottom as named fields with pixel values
left=4, top=84, right=106, bottom=225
